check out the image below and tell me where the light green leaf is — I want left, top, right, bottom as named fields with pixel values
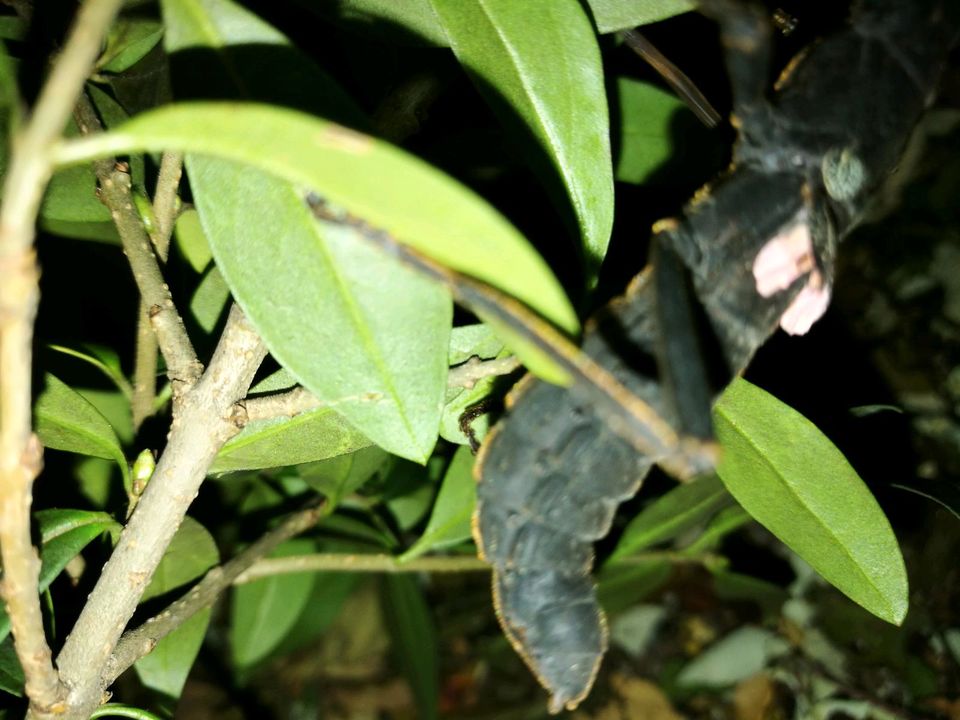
left=54, top=103, right=580, bottom=379
left=447, top=323, right=503, bottom=366
left=190, top=156, right=450, bottom=461
left=676, top=626, right=789, bottom=687
left=616, top=78, right=686, bottom=184
left=174, top=208, right=213, bottom=272
left=74, top=387, right=135, bottom=446
left=188, top=264, right=231, bottom=333
left=587, top=0, right=694, bottom=33
left=231, top=539, right=317, bottom=668
left=608, top=474, right=732, bottom=562
left=0, top=510, right=118, bottom=644
left=0, top=637, right=24, bottom=697
left=400, top=447, right=476, bottom=561
left=382, top=575, right=439, bottom=720
left=429, top=0, right=613, bottom=279
left=136, top=518, right=218, bottom=697
left=681, top=504, right=752, bottom=554
left=35, top=374, right=131, bottom=492
left=99, top=17, right=164, bottom=73
left=714, top=379, right=908, bottom=625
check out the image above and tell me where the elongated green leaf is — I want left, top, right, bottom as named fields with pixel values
left=174, top=208, right=213, bottom=272
left=382, top=575, right=439, bottom=720
left=188, top=264, right=231, bottom=333
left=190, top=156, right=450, bottom=461
left=271, top=573, right=360, bottom=656
left=429, top=0, right=613, bottom=279
left=34, top=374, right=131, bottom=491
left=231, top=539, right=317, bottom=668
left=400, top=446, right=476, bottom=561
left=99, top=18, right=164, bottom=73
left=714, top=379, right=908, bottom=625
left=299, top=446, right=390, bottom=506
left=0, top=510, right=118, bottom=644
left=0, top=637, right=23, bottom=697
left=48, top=344, right=133, bottom=400
left=587, top=0, right=694, bottom=33
left=136, top=518, right=219, bottom=697
left=608, top=474, right=732, bottom=562
left=616, top=78, right=685, bottom=184
left=54, top=104, right=580, bottom=360
left=597, top=558, right=672, bottom=616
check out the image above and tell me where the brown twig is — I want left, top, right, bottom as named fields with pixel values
left=104, top=499, right=326, bottom=685
left=243, top=385, right=325, bottom=422
left=236, top=553, right=491, bottom=582
left=446, top=355, right=520, bottom=389
left=0, top=0, right=124, bottom=713
left=54, top=305, right=267, bottom=720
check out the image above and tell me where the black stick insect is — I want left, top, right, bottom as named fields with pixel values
left=308, top=0, right=960, bottom=712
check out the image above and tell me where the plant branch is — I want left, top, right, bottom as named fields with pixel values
left=0, top=0, right=123, bottom=712
left=447, top=355, right=520, bottom=388
left=74, top=96, right=202, bottom=394
left=131, top=152, right=184, bottom=429
left=54, top=305, right=267, bottom=720
left=104, top=499, right=327, bottom=684
left=243, top=386, right=323, bottom=422
left=236, top=553, right=490, bottom=581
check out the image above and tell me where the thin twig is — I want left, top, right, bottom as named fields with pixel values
left=131, top=152, right=184, bottom=429
left=105, top=499, right=327, bottom=685
left=74, top=95, right=202, bottom=394
left=243, top=385, right=325, bottom=422
left=54, top=305, right=267, bottom=720
left=0, top=0, right=124, bottom=712
left=235, top=553, right=491, bottom=581
left=447, top=355, right=520, bottom=389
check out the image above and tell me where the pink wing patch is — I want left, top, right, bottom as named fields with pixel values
left=752, top=221, right=831, bottom=335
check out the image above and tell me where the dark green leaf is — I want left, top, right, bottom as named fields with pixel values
left=141, top=517, right=219, bottom=602
left=711, top=570, right=787, bottom=618
left=891, top=478, right=960, bottom=521
left=587, top=0, right=694, bottom=33
left=0, top=638, right=23, bottom=697
left=382, top=575, right=439, bottom=720
left=616, top=78, right=686, bottom=184
left=299, top=446, right=390, bottom=506
left=271, top=573, right=360, bottom=657
left=0, top=510, right=118, bottom=644
left=99, top=18, right=164, bottom=73
left=429, top=0, right=613, bottom=279
left=48, top=344, right=133, bottom=400
left=400, top=446, right=476, bottom=561
left=231, top=539, right=317, bottom=668
left=189, top=155, right=451, bottom=462
left=608, top=474, right=732, bottom=561
left=55, top=104, right=581, bottom=383
left=323, top=0, right=449, bottom=45
left=714, top=379, right=908, bottom=625
left=681, top=504, right=752, bottom=554
left=597, top=559, right=672, bottom=616
left=134, top=610, right=210, bottom=698
left=34, top=374, right=131, bottom=492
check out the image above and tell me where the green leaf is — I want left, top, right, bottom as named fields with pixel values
left=161, top=0, right=366, bottom=128
left=299, top=446, right=390, bottom=507
left=135, top=518, right=219, bottom=697
left=608, top=475, right=732, bottom=562
left=616, top=78, right=687, bottom=184
left=188, top=264, right=231, bottom=333
left=586, top=0, right=694, bottom=33
left=676, top=626, right=790, bottom=688
left=681, top=504, right=752, bottom=555
left=135, top=610, right=210, bottom=699
left=48, top=344, right=133, bottom=400
left=597, top=558, right=672, bottom=616
left=439, top=378, right=496, bottom=447
left=382, top=575, right=439, bottom=720
left=0, top=637, right=24, bottom=697
left=714, top=379, right=909, bottom=625
left=174, top=208, right=213, bottom=272
left=447, top=323, right=504, bottom=365
left=189, top=155, right=451, bottom=462
left=99, top=17, right=164, bottom=73
left=231, top=539, right=317, bottom=668
left=54, top=103, right=581, bottom=380
left=270, top=573, right=360, bottom=657
left=0, top=510, right=118, bottom=644
left=429, top=0, right=613, bottom=279
left=325, top=0, right=449, bottom=45
left=141, top=517, right=219, bottom=602
left=34, top=374, right=131, bottom=492
left=400, top=446, right=476, bottom=561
